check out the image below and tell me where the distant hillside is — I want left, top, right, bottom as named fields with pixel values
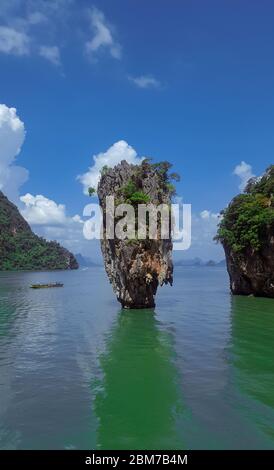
left=75, top=253, right=99, bottom=267
left=174, top=257, right=202, bottom=267
left=174, top=257, right=225, bottom=267
left=0, top=191, right=78, bottom=271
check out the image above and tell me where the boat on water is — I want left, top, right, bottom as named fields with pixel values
left=30, top=282, right=64, bottom=289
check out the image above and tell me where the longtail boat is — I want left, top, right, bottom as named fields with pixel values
left=30, top=282, right=64, bottom=289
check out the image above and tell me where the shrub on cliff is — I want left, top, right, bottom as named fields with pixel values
left=216, top=165, right=274, bottom=253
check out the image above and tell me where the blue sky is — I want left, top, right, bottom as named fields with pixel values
left=0, top=0, right=273, bottom=261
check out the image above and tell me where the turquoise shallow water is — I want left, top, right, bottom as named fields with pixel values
left=0, top=266, right=274, bottom=449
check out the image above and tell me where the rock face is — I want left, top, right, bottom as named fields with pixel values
left=0, top=191, right=78, bottom=271
left=216, top=165, right=274, bottom=298
left=223, top=234, right=274, bottom=297
left=97, top=160, right=174, bottom=308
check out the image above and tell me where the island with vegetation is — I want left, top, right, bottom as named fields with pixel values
left=96, top=159, right=178, bottom=308
left=216, top=165, right=274, bottom=298
left=0, top=191, right=78, bottom=271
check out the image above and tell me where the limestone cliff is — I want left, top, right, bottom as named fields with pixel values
left=216, top=165, right=274, bottom=298
left=0, top=191, right=78, bottom=271
left=97, top=160, right=175, bottom=308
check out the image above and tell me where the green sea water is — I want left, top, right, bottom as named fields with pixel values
left=0, top=267, right=273, bottom=449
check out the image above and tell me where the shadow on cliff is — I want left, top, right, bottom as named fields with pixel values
left=93, top=308, right=185, bottom=450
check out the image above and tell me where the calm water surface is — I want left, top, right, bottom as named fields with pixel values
left=0, top=267, right=274, bottom=449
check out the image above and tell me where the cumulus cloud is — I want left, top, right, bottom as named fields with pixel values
left=233, top=161, right=255, bottom=192
left=19, top=192, right=92, bottom=257
left=0, top=104, right=29, bottom=201
left=0, top=102, right=88, bottom=255
left=129, top=75, right=161, bottom=89
left=20, top=193, right=69, bottom=226
left=85, top=7, right=121, bottom=60
left=20, top=193, right=85, bottom=229
left=39, top=45, right=61, bottom=66
left=0, top=26, right=30, bottom=55
left=200, top=209, right=219, bottom=220
left=78, top=140, right=145, bottom=195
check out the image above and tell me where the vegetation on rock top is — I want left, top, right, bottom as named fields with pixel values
left=89, top=158, right=180, bottom=202
left=216, top=165, right=274, bottom=253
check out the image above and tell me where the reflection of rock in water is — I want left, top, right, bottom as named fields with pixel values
left=94, top=309, right=184, bottom=450
left=230, top=296, right=274, bottom=445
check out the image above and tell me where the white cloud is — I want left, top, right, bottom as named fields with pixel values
left=185, top=209, right=222, bottom=260
left=0, top=1, right=69, bottom=66
left=173, top=199, right=223, bottom=261
left=233, top=161, right=255, bottom=192
left=85, top=7, right=122, bottom=60
left=19, top=192, right=91, bottom=257
left=200, top=209, right=219, bottom=220
left=0, top=102, right=88, bottom=256
left=0, top=104, right=28, bottom=201
left=39, top=45, right=61, bottom=66
left=0, top=26, right=30, bottom=55
left=78, top=140, right=145, bottom=195
left=25, top=0, right=74, bottom=17
left=0, top=0, right=74, bottom=21
left=20, top=193, right=85, bottom=228
left=0, top=3, right=122, bottom=70
left=20, top=193, right=68, bottom=225
left=27, top=11, right=47, bottom=25
left=129, top=75, right=161, bottom=89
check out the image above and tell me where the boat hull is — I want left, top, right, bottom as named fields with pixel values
left=30, top=283, right=63, bottom=289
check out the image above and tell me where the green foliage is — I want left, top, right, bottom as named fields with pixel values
left=88, top=187, right=96, bottom=196
left=121, top=180, right=138, bottom=199
left=0, top=192, right=78, bottom=271
left=245, top=165, right=274, bottom=196
left=118, top=159, right=179, bottom=206
left=151, top=161, right=172, bottom=176
left=165, top=183, right=176, bottom=195
left=128, top=191, right=150, bottom=204
left=120, top=180, right=151, bottom=204
left=216, top=166, right=274, bottom=253
left=149, top=161, right=180, bottom=197
left=141, top=157, right=153, bottom=164
left=100, top=165, right=109, bottom=176
left=169, top=172, right=180, bottom=182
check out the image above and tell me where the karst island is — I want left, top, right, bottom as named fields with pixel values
left=94, top=159, right=179, bottom=308
left=216, top=165, right=274, bottom=298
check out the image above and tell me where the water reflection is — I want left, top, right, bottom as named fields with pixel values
left=230, top=296, right=274, bottom=447
left=94, top=309, right=185, bottom=450
left=1, top=268, right=274, bottom=450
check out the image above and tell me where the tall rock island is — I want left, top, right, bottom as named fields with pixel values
left=97, top=159, right=177, bottom=308
left=216, top=165, right=274, bottom=298
left=0, top=191, right=78, bottom=271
